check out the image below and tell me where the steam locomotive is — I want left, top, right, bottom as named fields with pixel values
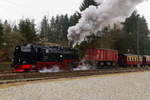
left=12, top=44, right=79, bottom=72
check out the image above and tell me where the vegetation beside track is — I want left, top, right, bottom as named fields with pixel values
left=0, top=62, right=12, bottom=72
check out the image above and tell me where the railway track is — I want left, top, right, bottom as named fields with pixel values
left=0, top=68, right=149, bottom=84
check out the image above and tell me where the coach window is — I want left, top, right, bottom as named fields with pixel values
left=147, top=57, right=148, bottom=61
left=135, top=57, right=137, bottom=61
left=129, top=57, right=131, bottom=61
left=141, top=57, right=142, bottom=61
left=134, top=57, right=136, bottom=61
left=130, top=57, right=132, bottom=61
left=131, top=57, right=133, bottom=61
left=128, top=57, right=130, bottom=61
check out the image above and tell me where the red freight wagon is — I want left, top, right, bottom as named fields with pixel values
left=143, top=55, right=150, bottom=66
left=118, top=54, right=142, bottom=66
left=84, top=48, right=118, bottom=67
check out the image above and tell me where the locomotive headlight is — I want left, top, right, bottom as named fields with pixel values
left=60, top=55, right=63, bottom=58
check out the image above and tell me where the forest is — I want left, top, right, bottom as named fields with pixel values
left=0, top=0, right=150, bottom=61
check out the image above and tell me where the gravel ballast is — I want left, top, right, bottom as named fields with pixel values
left=0, top=72, right=150, bottom=100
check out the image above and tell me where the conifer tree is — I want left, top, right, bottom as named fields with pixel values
left=40, top=16, right=50, bottom=41
left=0, top=21, right=3, bottom=48
left=80, top=0, right=99, bottom=11
left=18, top=18, right=37, bottom=43
left=123, top=11, right=150, bottom=54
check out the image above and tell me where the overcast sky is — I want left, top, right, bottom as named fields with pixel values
left=0, top=0, right=150, bottom=27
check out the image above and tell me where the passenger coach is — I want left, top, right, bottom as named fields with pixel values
left=118, top=54, right=143, bottom=66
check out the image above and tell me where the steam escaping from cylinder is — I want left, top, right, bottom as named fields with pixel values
left=67, top=0, right=146, bottom=47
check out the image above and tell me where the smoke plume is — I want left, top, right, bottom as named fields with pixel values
left=67, top=0, right=146, bottom=47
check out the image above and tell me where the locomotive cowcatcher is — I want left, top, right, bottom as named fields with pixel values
left=12, top=44, right=79, bottom=72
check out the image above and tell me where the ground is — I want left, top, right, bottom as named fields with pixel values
left=0, top=71, right=150, bottom=100
left=0, top=62, right=12, bottom=72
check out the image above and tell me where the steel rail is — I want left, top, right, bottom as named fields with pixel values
left=0, top=68, right=149, bottom=84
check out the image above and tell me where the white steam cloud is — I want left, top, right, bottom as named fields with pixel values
left=68, top=0, right=146, bottom=47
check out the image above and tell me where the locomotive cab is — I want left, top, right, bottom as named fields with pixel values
left=12, top=44, right=37, bottom=72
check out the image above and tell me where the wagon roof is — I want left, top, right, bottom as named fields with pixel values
left=143, top=55, right=150, bottom=57
left=123, top=54, right=142, bottom=56
left=87, top=48, right=118, bottom=51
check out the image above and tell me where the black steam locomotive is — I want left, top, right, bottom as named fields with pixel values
left=12, top=44, right=79, bottom=72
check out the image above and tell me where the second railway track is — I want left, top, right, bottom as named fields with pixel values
left=0, top=68, right=149, bottom=84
